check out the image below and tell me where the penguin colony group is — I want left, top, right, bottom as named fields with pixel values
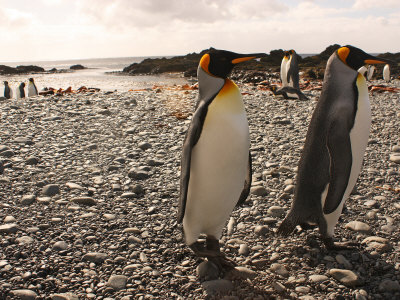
left=2, top=77, right=38, bottom=99
left=177, top=46, right=393, bottom=276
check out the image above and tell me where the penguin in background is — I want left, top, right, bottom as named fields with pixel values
left=270, top=85, right=309, bottom=101
left=4, top=81, right=13, bottom=99
left=16, top=82, right=25, bottom=99
left=383, top=64, right=390, bottom=82
left=286, top=49, right=300, bottom=89
left=178, top=49, right=266, bottom=271
left=277, top=45, right=392, bottom=250
left=28, top=78, right=38, bottom=96
left=280, top=51, right=290, bottom=87
left=357, top=65, right=367, bottom=76
left=367, top=65, right=375, bottom=81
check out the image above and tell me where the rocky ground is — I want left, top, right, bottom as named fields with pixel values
left=0, top=78, right=399, bottom=300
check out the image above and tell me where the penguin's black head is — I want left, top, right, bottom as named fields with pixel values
left=4, top=81, right=8, bottom=85
left=337, top=45, right=393, bottom=70
left=29, top=78, right=34, bottom=82
left=21, top=82, right=25, bottom=88
left=199, top=49, right=267, bottom=79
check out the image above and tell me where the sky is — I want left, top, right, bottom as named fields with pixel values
left=0, top=0, right=399, bottom=62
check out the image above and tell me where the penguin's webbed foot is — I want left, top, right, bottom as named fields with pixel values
left=189, top=238, right=236, bottom=274
left=323, top=237, right=359, bottom=250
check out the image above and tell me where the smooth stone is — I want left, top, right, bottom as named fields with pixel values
left=51, top=293, right=79, bottom=300
left=270, top=263, right=289, bottom=277
left=272, top=281, right=286, bottom=293
left=0, top=223, right=19, bottom=233
left=267, top=206, right=285, bottom=217
left=0, top=150, right=14, bottom=157
left=250, top=186, right=268, bottom=196
left=103, top=214, right=116, bottom=220
left=201, top=279, right=234, bottom=295
left=126, top=127, right=136, bottom=134
left=107, top=275, right=128, bottom=291
left=378, top=279, right=400, bottom=292
left=70, top=197, right=97, bottom=206
left=121, top=192, right=137, bottom=199
left=138, top=142, right=152, bottom=150
left=309, top=274, right=328, bottom=282
left=42, top=184, right=60, bottom=196
left=344, top=221, right=371, bottom=234
left=65, top=182, right=84, bottom=190
left=284, top=184, right=295, bottom=193
left=295, top=286, right=311, bottom=294
left=392, top=145, right=400, bottom=152
left=82, top=252, right=107, bottom=263
left=147, top=159, right=163, bottom=166
left=123, top=227, right=141, bottom=234
left=196, top=261, right=219, bottom=281
left=25, top=157, right=39, bottom=165
left=329, top=268, right=363, bottom=287
left=16, top=236, right=34, bottom=244
left=389, top=154, right=400, bottom=164
left=4, top=216, right=16, bottom=223
left=21, top=194, right=36, bottom=205
left=363, top=200, right=377, bottom=208
left=9, top=289, right=38, bottom=299
left=361, top=236, right=392, bottom=252
left=238, top=243, right=250, bottom=256
left=254, top=225, right=269, bottom=236
left=381, top=224, right=396, bottom=233
left=53, top=241, right=68, bottom=251
left=128, top=168, right=149, bottom=180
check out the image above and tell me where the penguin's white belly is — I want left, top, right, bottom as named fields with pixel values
left=322, top=74, right=371, bottom=236
left=28, top=84, right=37, bottom=96
left=281, top=59, right=288, bottom=87
left=183, top=82, right=249, bottom=245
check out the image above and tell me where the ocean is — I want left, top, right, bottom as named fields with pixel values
left=0, top=56, right=190, bottom=92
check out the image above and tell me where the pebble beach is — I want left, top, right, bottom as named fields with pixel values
left=0, top=77, right=399, bottom=299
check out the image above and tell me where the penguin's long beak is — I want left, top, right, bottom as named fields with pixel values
left=364, top=54, right=394, bottom=65
left=231, top=53, right=267, bottom=64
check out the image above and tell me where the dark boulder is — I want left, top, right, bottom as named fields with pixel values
left=70, top=64, right=86, bottom=70
left=16, top=65, right=45, bottom=73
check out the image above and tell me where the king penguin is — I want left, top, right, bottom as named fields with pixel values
left=16, top=82, right=25, bottom=99
left=286, top=49, right=300, bottom=89
left=178, top=49, right=266, bottom=271
left=4, top=81, right=13, bottom=99
left=28, top=78, right=38, bottom=97
left=383, top=64, right=390, bottom=82
left=277, top=45, right=392, bottom=250
left=280, top=51, right=290, bottom=87
left=367, top=65, right=375, bottom=81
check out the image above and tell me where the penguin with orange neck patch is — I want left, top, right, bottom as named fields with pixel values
left=178, top=49, right=266, bottom=271
left=278, top=45, right=392, bottom=250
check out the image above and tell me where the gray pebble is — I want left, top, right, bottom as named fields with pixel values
left=201, top=279, right=233, bottom=295
left=344, top=221, right=371, bottom=234
left=9, top=289, right=37, bottom=300
left=107, top=275, right=128, bottom=291
left=329, top=268, right=363, bottom=287
left=82, top=252, right=107, bottom=263
left=42, top=184, right=60, bottom=196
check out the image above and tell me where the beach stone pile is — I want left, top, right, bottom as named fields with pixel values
left=0, top=79, right=399, bottom=299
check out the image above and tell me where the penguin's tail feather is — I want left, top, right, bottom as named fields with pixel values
left=277, top=214, right=298, bottom=236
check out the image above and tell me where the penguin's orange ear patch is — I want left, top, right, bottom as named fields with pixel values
left=337, top=47, right=350, bottom=64
left=199, top=54, right=211, bottom=74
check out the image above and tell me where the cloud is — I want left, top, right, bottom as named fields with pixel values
left=77, top=0, right=287, bottom=30
left=353, top=0, right=400, bottom=9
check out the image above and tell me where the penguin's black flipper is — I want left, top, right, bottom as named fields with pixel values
left=236, top=151, right=252, bottom=207
left=178, top=101, right=210, bottom=223
left=323, top=115, right=353, bottom=215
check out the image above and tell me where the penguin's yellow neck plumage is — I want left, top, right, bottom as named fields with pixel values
left=210, top=79, right=244, bottom=114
